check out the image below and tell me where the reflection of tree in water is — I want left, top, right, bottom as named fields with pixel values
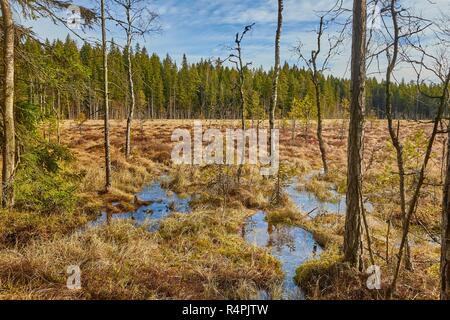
left=242, top=214, right=267, bottom=246
left=268, top=224, right=318, bottom=259
left=268, top=224, right=296, bottom=252
left=243, top=212, right=318, bottom=261
left=242, top=211, right=322, bottom=299
left=242, top=217, right=258, bottom=239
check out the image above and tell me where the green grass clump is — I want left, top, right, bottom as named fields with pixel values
left=266, top=206, right=301, bottom=225
left=304, top=177, right=339, bottom=203
left=294, top=248, right=342, bottom=289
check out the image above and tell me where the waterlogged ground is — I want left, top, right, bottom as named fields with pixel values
left=243, top=211, right=322, bottom=299
left=285, top=176, right=373, bottom=217
left=89, top=180, right=191, bottom=232
left=285, top=178, right=346, bottom=217
left=51, top=120, right=442, bottom=300
left=87, top=172, right=375, bottom=300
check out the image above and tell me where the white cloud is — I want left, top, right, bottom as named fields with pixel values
left=16, top=0, right=449, bottom=81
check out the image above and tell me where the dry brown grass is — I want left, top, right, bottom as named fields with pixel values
left=0, top=209, right=282, bottom=300
left=64, top=119, right=443, bottom=300
left=0, top=119, right=444, bottom=300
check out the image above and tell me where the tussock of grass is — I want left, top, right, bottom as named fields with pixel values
left=295, top=248, right=342, bottom=289
left=157, top=209, right=283, bottom=298
left=266, top=205, right=302, bottom=225
left=240, top=189, right=269, bottom=209
left=0, top=222, right=164, bottom=299
left=294, top=246, right=438, bottom=299
left=303, top=177, right=339, bottom=203
left=323, top=169, right=347, bottom=194
left=169, top=165, right=274, bottom=212
left=295, top=246, right=389, bottom=299
left=190, top=192, right=224, bottom=209
left=292, top=159, right=312, bottom=175
left=304, top=214, right=345, bottom=247
left=166, top=166, right=191, bottom=193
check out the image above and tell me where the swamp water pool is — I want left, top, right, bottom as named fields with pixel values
left=88, top=173, right=368, bottom=299
left=285, top=177, right=373, bottom=217
left=89, top=180, right=191, bottom=232
left=243, top=211, right=322, bottom=299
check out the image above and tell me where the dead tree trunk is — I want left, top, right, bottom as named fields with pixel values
left=101, top=0, right=112, bottom=191
left=294, top=3, right=346, bottom=176
left=236, top=43, right=246, bottom=181
left=1, top=0, right=16, bottom=209
left=344, top=0, right=366, bottom=270
left=226, top=24, right=254, bottom=182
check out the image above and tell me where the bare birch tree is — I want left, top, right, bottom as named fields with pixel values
left=367, top=0, right=432, bottom=272
left=385, top=30, right=450, bottom=298
left=294, top=0, right=348, bottom=176
left=365, top=0, right=448, bottom=295
left=395, top=12, right=450, bottom=299
left=109, top=0, right=159, bottom=158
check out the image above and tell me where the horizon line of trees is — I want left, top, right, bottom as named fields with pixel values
left=16, top=35, right=442, bottom=123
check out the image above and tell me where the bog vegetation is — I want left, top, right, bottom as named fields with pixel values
left=0, top=0, right=449, bottom=300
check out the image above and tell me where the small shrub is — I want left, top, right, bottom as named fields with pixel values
left=14, top=142, right=78, bottom=215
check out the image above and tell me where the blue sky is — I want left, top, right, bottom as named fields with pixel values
left=16, top=0, right=450, bottom=80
